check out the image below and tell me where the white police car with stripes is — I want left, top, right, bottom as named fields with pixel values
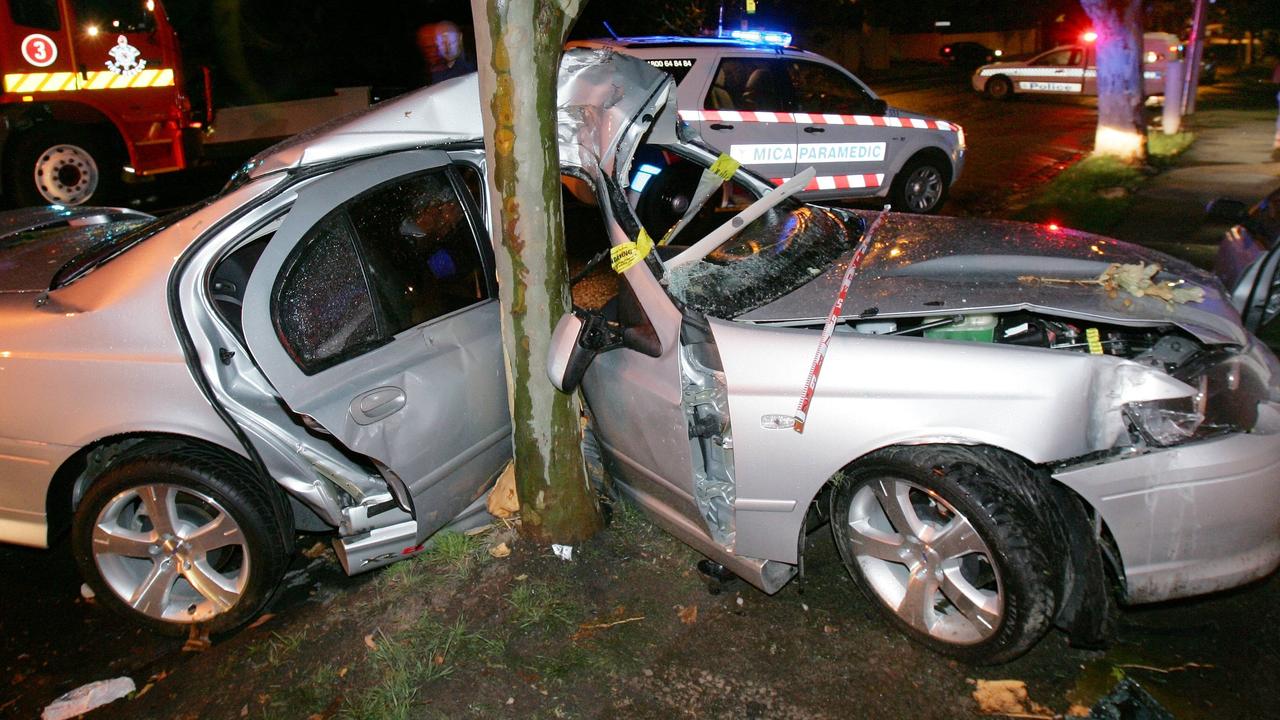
left=571, top=32, right=965, bottom=214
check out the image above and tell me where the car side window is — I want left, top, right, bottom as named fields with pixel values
left=274, top=169, right=489, bottom=374
left=704, top=58, right=787, bottom=112
left=275, top=213, right=381, bottom=373
left=1036, top=49, right=1078, bottom=66
left=346, top=170, right=489, bottom=336
left=786, top=61, right=879, bottom=115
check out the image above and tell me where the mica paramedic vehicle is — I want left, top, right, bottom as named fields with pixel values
left=1, top=49, right=1276, bottom=665
left=571, top=33, right=964, bottom=214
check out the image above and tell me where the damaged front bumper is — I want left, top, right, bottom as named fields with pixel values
left=1053, top=405, right=1280, bottom=604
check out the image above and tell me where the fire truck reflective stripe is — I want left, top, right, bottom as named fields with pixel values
left=769, top=173, right=883, bottom=191
left=678, top=109, right=960, bottom=133
left=3, top=69, right=175, bottom=93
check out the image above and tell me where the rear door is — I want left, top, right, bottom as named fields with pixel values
left=784, top=58, right=891, bottom=196
left=240, top=150, right=509, bottom=543
left=696, top=54, right=797, bottom=183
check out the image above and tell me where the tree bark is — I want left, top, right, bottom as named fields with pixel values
left=1080, top=0, right=1148, bottom=162
left=471, top=0, right=602, bottom=544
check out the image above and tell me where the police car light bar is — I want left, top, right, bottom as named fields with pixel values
left=728, top=29, right=792, bottom=47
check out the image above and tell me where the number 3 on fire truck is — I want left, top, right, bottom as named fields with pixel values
left=20, top=34, right=57, bottom=67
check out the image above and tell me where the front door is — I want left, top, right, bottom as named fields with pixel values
left=240, top=150, right=509, bottom=543
left=697, top=55, right=797, bottom=183
left=1240, top=243, right=1280, bottom=339
left=1019, top=46, right=1086, bottom=95
left=785, top=59, right=892, bottom=197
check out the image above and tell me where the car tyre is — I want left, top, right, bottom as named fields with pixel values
left=984, top=75, right=1013, bottom=101
left=5, top=124, right=121, bottom=207
left=829, top=445, right=1061, bottom=665
left=71, top=447, right=291, bottom=636
left=890, top=156, right=949, bottom=214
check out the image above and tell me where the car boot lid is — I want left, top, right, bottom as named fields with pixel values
left=0, top=209, right=154, bottom=294
left=736, top=210, right=1249, bottom=346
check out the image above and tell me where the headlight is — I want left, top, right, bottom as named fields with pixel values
left=1125, top=350, right=1265, bottom=447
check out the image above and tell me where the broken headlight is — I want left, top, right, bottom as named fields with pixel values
left=1125, top=350, right=1264, bottom=447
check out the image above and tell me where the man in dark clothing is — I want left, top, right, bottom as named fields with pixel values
left=418, top=21, right=476, bottom=85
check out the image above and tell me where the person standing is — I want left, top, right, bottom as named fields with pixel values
left=417, top=21, right=476, bottom=85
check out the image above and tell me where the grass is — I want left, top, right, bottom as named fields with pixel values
left=378, top=530, right=489, bottom=598
left=507, top=577, right=579, bottom=629
left=340, top=615, right=500, bottom=720
left=1018, top=130, right=1196, bottom=234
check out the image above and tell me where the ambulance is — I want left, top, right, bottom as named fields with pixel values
left=972, top=32, right=1181, bottom=100
left=571, top=33, right=965, bottom=214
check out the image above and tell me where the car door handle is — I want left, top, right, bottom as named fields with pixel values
left=709, top=123, right=735, bottom=130
left=803, top=126, right=825, bottom=134
left=352, top=386, right=406, bottom=425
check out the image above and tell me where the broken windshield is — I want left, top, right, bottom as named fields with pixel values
left=665, top=203, right=861, bottom=319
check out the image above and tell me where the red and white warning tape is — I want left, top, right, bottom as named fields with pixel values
left=678, top=109, right=958, bottom=132
left=792, top=206, right=892, bottom=434
left=769, top=173, right=884, bottom=191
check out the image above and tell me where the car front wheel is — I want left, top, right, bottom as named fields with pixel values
left=984, top=75, right=1013, bottom=100
left=71, top=447, right=291, bottom=635
left=891, top=158, right=948, bottom=214
left=829, top=445, right=1061, bottom=664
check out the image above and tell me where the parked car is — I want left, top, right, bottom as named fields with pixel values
left=2, top=49, right=1277, bottom=665
left=940, top=41, right=998, bottom=69
left=570, top=34, right=965, bottom=214
left=973, top=32, right=1180, bottom=100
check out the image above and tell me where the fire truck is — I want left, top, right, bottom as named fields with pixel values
left=0, top=0, right=370, bottom=207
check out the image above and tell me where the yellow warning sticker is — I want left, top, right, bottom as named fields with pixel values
left=710, top=154, right=740, bottom=181
left=1085, top=327, right=1103, bottom=355
left=612, top=229, right=653, bottom=273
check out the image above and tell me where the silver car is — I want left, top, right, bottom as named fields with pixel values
left=2, top=50, right=1277, bottom=666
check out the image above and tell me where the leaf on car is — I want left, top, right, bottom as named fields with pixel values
left=1018, top=262, right=1205, bottom=305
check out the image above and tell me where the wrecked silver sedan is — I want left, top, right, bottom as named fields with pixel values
left=1, top=50, right=1277, bottom=664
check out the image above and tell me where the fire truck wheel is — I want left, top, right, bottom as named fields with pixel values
left=7, top=125, right=121, bottom=207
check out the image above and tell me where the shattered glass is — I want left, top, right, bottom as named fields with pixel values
left=665, top=203, right=860, bottom=319
left=276, top=216, right=379, bottom=373
left=0, top=219, right=152, bottom=292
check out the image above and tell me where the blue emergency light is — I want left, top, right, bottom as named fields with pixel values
left=728, top=29, right=792, bottom=47
left=630, top=163, right=663, bottom=193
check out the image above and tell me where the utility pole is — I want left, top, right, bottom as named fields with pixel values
left=1181, top=0, right=1208, bottom=115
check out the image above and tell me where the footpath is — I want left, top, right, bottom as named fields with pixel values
left=1110, top=79, right=1280, bottom=267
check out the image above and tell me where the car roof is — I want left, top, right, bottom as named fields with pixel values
left=579, top=35, right=795, bottom=51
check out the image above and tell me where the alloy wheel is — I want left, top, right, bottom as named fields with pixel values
left=91, top=483, right=249, bottom=624
left=903, top=166, right=943, bottom=212
left=839, top=477, right=1002, bottom=644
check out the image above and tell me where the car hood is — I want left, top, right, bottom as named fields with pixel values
left=973, top=61, right=1023, bottom=74
left=736, top=210, right=1248, bottom=346
left=0, top=214, right=153, bottom=293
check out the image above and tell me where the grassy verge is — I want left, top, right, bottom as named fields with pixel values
left=1018, top=131, right=1195, bottom=234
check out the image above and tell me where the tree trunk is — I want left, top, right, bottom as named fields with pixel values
left=471, top=0, right=602, bottom=544
left=1080, top=0, right=1147, bottom=162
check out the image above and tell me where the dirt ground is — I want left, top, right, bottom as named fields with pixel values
left=4, top=497, right=1277, bottom=720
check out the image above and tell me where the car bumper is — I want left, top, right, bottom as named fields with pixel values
left=1053, top=420, right=1280, bottom=605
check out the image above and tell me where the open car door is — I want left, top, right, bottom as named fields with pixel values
left=240, top=150, right=510, bottom=543
left=1240, top=242, right=1280, bottom=340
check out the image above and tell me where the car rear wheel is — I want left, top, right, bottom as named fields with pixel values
left=6, top=125, right=120, bottom=207
left=891, top=158, right=948, bottom=214
left=829, top=445, right=1060, bottom=664
left=984, top=75, right=1013, bottom=101
left=71, top=448, right=291, bottom=635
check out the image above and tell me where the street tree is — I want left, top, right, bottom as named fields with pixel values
left=470, top=0, right=602, bottom=543
left=1080, top=0, right=1148, bottom=162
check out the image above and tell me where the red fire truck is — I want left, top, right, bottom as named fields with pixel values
left=0, top=0, right=369, bottom=206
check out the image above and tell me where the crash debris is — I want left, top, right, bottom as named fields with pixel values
left=41, top=677, right=135, bottom=720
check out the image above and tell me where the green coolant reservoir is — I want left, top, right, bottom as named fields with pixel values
left=923, top=314, right=997, bottom=343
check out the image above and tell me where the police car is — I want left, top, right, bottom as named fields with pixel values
left=570, top=33, right=965, bottom=214
left=972, top=32, right=1180, bottom=100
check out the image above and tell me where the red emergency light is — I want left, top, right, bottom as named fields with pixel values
left=1081, top=31, right=1098, bottom=43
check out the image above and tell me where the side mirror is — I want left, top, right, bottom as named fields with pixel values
left=547, top=312, right=621, bottom=393
left=870, top=98, right=889, bottom=116
left=1206, top=198, right=1248, bottom=225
